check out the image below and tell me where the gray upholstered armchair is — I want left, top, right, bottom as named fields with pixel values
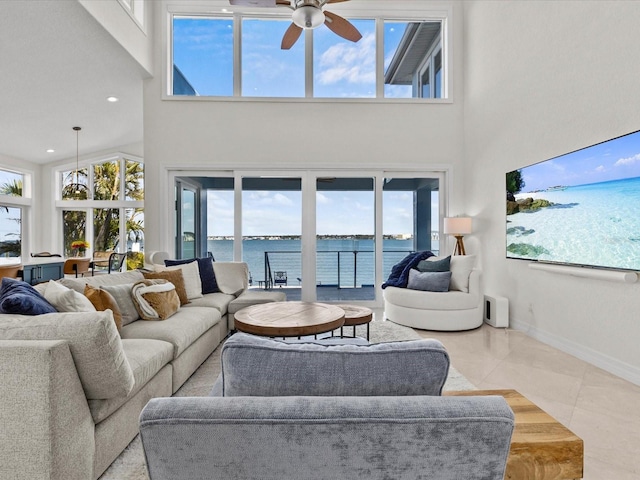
left=140, top=333, right=514, bottom=480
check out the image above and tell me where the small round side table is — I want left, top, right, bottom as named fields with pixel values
left=335, top=304, right=373, bottom=340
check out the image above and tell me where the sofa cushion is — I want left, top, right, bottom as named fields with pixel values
left=0, top=310, right=134, bottom=399
left=143, top=270, right=189, bottom=305
left=228, top=290, right=287, bottom=315
left=88, top=338, right=173, bottom=423
left=155, top=262, right=202, bottom=300
left=43, top=280, right=96, bottom=312
left=383, top=284, right=479, bottom=310
left=212, top=262, right=249, bottom=295
left=218, top=332, right=449, bottom=397
left=84, top=284, right=123, bottom=332
left=407, top=269, right=452, bottom=292
left=101, top=284, right=140, bottom=326
left=131, top=280, right=180, bottom=320
left=0, top=278, right=57, bottom=315
left=60, top=270, right=145, bottom=293
left=120, top=306, right=220, bottom=359
left=183, top=292, right=235, bottom=315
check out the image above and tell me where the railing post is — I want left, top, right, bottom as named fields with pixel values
left=353, top=250, right=358, bottom=288
left=337, top=252, right=340, bottom=289
left=264, top=251, right=269, bottom=289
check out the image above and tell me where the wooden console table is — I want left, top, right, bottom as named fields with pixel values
left=445, top=389, right=583, bottom=480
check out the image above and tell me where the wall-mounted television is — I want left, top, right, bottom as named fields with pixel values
left=506, top=129, right=640, bottom=271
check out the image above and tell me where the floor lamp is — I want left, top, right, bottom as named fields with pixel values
left=443, top=217, right=472, bottom=255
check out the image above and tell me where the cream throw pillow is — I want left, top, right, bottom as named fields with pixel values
left=156, top=261, right=203, bottom=300
left=44, top=280, right=96, bottom=312
left=449, top=255, right=476, bottom=292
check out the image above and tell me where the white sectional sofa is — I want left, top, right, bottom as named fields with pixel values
left=0, top=261, right=284, bottom=480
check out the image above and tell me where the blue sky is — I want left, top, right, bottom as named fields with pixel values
left=207, top=187, right=438, bottom=237
left=519, top=130, right=640, bottom=192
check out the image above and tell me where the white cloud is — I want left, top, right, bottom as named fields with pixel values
left=594, top=165, right=606, bottom=173
left=614, top=153, right=640, bottom=166
left=316, top=192, right=331, bottom=204
left=316, top=33, right=376, bottom=85
left=273, top=193, right=293, bottom=206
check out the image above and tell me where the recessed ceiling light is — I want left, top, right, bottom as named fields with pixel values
left=46, top=149, right=55, bottom=153
left=107, top=96, right=119, bottom=102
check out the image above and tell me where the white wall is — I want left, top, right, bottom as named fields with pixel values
left=79, top=0, right=154, bottom=76
left=143, top=1, right=467, bottom=254
left=464, top=1, right=640, bottom=384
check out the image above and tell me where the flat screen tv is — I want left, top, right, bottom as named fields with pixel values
left=506, top=129, right=640, bottom=272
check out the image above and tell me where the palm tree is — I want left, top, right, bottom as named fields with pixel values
left=61, top=160, right=144, bottom=261
left=0, top=179, right=23, bottom=257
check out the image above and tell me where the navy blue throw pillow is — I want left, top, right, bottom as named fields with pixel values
left=0, top=277, right=57, bottom=315
left=165, top=257, right=219, bottom=294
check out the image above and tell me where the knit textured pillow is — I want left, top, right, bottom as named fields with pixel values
left=143, top=269, right=189, bottom=305
left=131, top=279, right=180, bottom=320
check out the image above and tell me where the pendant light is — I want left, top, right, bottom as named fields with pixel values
left=69, top=126, right=88, bottom=199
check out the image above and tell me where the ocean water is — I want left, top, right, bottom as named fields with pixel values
left=207, top=238, right=427, bottom=287
left=507, top=176, right=640, bottom=270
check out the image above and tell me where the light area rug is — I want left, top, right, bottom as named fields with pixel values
left=99, top=320, right=475, bottom=480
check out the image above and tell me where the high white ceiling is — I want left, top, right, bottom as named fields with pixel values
left=0, top=1, right=146, bottom=165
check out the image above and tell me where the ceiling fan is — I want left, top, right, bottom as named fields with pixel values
left=229, top=0, right=362, bottom=49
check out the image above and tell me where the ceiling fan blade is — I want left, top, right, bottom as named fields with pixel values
left=281, top=22, right=303, bottom=49
left=323, top=10, right=362, bottom=43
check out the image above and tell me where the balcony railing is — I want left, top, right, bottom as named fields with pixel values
left=261, top=248, right=438, bottom=289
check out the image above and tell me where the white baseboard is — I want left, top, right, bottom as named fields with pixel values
left=509, top=317, right=640, bottom=387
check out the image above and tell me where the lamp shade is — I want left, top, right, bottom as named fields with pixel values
left=443, top=217, right=472, bottom=235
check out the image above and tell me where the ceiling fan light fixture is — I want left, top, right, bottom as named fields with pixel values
left=292, top=5, right=324, bottom=29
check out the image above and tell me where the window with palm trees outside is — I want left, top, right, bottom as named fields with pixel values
left=59, top=156, right=144, bottom=269
left=0, top=169, right=25, bottom=263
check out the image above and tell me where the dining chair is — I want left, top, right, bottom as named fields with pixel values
left=64, top=258, right=91, bottom=278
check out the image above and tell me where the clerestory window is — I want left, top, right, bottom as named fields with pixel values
left=169, top=10, right=448, bottom=100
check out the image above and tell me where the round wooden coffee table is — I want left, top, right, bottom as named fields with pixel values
left=335, top=304, right=373, bottom=340
left=234, top=301, right=345, bottom=338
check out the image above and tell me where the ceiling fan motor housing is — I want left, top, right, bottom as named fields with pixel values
left=292, top=0, right=325, bottom=28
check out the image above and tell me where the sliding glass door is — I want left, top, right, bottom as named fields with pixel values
left=173, top=170, right=444, bottom=306
left=241, top=176, right=302, bottom=291
left=316, top=177, right=375, bottom=301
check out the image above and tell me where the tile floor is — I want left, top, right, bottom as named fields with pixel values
left=398, top=316, right=640, bottom=479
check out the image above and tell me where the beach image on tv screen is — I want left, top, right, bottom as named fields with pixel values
left=506, top=129, right=640, bottom=271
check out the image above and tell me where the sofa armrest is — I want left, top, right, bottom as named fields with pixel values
left=0, top=340, right=94, bottom=480
left=468, top=268, right=482, bottom=295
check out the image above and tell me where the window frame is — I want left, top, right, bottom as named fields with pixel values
left=164, top=3, right=452, bottom=103
left=55, top=153, right=144, bottom=260
left=0, top=166, right=33, bottom=262
left=165, top=166, right=449, bottom=307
